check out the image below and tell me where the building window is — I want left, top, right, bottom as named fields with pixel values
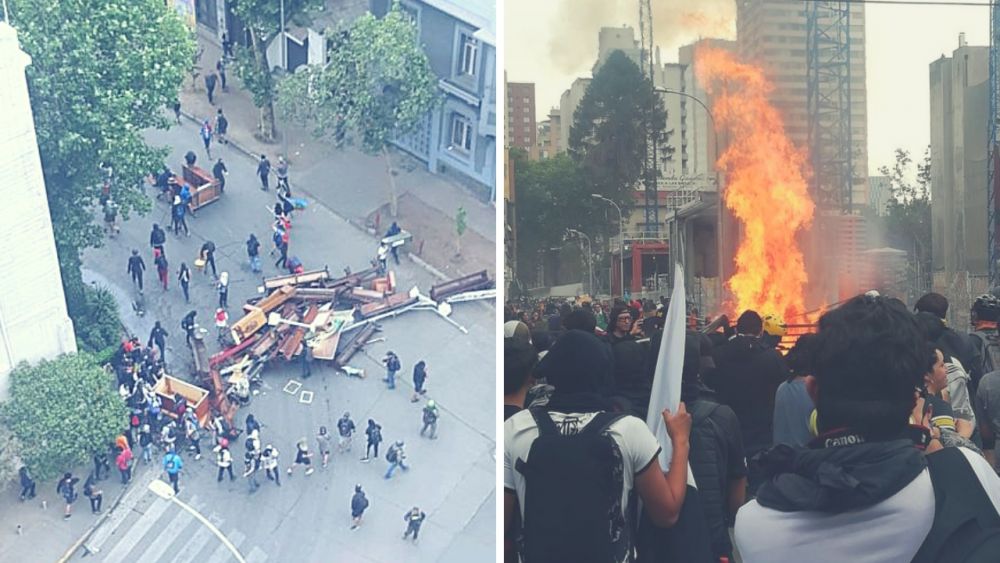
left=522, top=116, right=530, bottom=123
left=460, top=34, right=478, bottom=76
left=450, top=114, right=473, bottom=153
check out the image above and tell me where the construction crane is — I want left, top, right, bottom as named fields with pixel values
left=989, top=0, right=1000, bottom=285
left=639, top=0, right=659, bottom=235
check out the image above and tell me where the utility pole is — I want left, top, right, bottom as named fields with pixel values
left=592, top=194, right=625, bottom=299
left=567, top=229, right=593, bottom=297
left=280, top=0, right=288, bottom=160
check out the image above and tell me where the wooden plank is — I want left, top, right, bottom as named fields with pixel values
left=250, top=330, right=278, bottom=357
left=254, top=285, right=296, bottom=314
left=311, top=330, right=341, bottom=361
left=350, top=287, right=385, bottom=302
left=334, top=324, right=377, bottom=367
left=327, top=267, right=379, bottom=289
left=359, top=293, right=417, bottom=318
left=429, top=270, right=492, bottom=302
left=208, top=334, right=258, bottom=368
left=230, top=308, right=266, bottom=344
left=279, top=305, right=318, bottom=361
left=262, top=267, right=330, bottom=291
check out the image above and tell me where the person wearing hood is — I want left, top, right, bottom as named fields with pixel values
left=350, top=485, right=369, bottom=530
left=735, top=294, right=1000, bottom=562
left=246, top=234, right=261, bottom=273
left=503, top=329, right=692, bottom=563
left=706, top=310, right=787, bottom=494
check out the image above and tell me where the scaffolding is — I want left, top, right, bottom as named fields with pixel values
left=988, top=0, right=1000, bottom=284
left=639, top=0, right=660, bottom=234
left=806, top=1, right=854, bottom=214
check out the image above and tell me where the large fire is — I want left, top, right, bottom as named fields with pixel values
left=694, top=47, right=815, bottom=321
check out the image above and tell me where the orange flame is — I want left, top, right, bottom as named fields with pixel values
left=694, top=48, right=815, bottom=321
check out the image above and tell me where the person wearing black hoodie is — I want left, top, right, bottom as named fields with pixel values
left=705, top=310, right=787, bottom=493
left=503, top=329, right=692, bottom=563
left=149, top=223, right=166, bottom=257
left=735, top=294, right=1000, bottom=562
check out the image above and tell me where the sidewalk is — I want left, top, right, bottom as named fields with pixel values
left=180, top=30, right=496, bottom=279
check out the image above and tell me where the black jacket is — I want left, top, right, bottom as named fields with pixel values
left=127, top=255, right=145, bottom=275
left=707, top=335, right=787, bottom=453
left=351, top=491, right=369, bottom=514
left=150, top=227, right=165, bottom=247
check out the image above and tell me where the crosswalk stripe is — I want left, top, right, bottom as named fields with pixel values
left=100, top=496, right=172, bottom=562
left=246, top=546, right=268, bottom=563
left=205, top=528, right=247, bottom=563
left=84, top=470, right=159, bottom=553
left=167, top=519, right=215, bottom=563
left=132, top=495, right=201, bottom=563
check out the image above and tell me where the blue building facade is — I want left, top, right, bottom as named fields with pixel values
left=371, top=0, right=497, bottom=200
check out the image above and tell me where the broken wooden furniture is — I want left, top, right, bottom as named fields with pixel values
left=261, top=267, right=330, bottom=291
left=429, top=270, right=493, bottom=302
left=154, top=375, right=211, bottom=426
left=182, top=164, right=221, bottom=211
left=334, top=323, right=379, bottom=368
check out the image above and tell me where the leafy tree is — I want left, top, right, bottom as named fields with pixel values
left=1, top=354, right=126, bottom=481
left=879, top=147, right=932, bottom=296
left=7, top=0, right=194, bottom=314
left=512, top=150, right=602, bottom=285
left=277, top=3, right=439, bottom=216
left=231, top=0, right=324, bottom=142
left=569, top=50, right=670, bottom=213
left=455, top=206, right=467, bottom=256
left=0, top=425, right=22, bottom=486
left=74, top=286, right=124, bottom=363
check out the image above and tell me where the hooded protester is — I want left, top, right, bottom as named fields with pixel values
left=351, top=484, right=369, bottom=529
left=504, top=329, right=692, bottom=563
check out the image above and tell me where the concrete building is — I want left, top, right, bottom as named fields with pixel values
left=868, top=175, right=891, bottom=216
left=558, top=77, right=591, bottom=154
left=0, top=23, right=78, bottom=399
left=506, top=81, right=537, bottom=157
left=736, top=0, right=869, bottom=209
left=930, top=36, right=990, bottom=283
left=371, top=0, right=497, bottom=200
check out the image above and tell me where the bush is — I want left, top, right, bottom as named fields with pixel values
left=0, top=353, right=126, bottom=481
left=73, top=285, right=125, bottom=359
left=0, top=425, right=21, bottom=485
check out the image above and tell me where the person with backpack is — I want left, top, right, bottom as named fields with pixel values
left=420, top=399, right=439, bottom=439
left=83, top=473, right=102, bottom=514
left=148, top=321, right=169, bottom=364
left=57, top=472, right=80, bottom=519
left=215, top=439, right=235, bottom=482
left=163, top=448, right=183, bottom=494
left=382, top=351, right=401, bottom=390
left=288, top=439, right=314, bottom=476
left=181, top=310, right=197, bottom=347
left=215, top=108, right=229, bottom=144
left=184, top=412, right=203, bottom=460
left=734, top=294, right=1000, bottom=562
left=503, top=329, right=692, bottom=563
left=273, top=225, right=289, bottom=270
left=243, top=448, right=261, bottom=493
left=139, top=424, right=154, bottom=464
left=18, top=466, right=36, bottom=501
left=337, top=412, right=356, bottom=453
left=149, top=223, right=166, bottom=257
left=127, top=249, right=145, bottom=293
left=261, top=444, right=281, bottom=485
left=384, top=441, right=409, bottom=479
left=115, top=445, right=133, bottom=484
left=351, top=485, right=369, bottom=530
left=200, top=241, right=218, bottom=279
left=212, top=157, right=228, bottom=193
left=361, top=419, right=383, bottom=462
left=245, top=413, right=262, bottom=435
left=171, top=195, right=190, bottom=236
left=402, top=507, right=426, bottom=542
left=246, top=234, right=261, bottom=273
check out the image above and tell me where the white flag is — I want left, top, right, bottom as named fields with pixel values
left=645, top=262, right=690, bottom=473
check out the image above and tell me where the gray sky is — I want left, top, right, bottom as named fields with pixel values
left=504, top=0, right=991, bottom=175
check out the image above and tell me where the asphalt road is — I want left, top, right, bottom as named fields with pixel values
left=75, top=119, right=496, bottom=563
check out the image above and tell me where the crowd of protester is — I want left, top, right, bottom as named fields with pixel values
left=504, top=291, right=1000, bottom=563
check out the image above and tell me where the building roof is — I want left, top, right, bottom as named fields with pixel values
left=422, top=0, right=495, bottom=44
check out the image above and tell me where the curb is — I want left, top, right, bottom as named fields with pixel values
left=176, top=109, right=493, bottom=295
left=55, top=473, right=137, bottom=563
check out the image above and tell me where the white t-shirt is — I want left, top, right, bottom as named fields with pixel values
left=503, top=409, right=661, bottom=520
left=735, top=447, right=1000, bottom=563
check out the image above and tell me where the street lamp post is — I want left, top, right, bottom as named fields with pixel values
left=591, top=194, right=624, bottom=299
left=566, top=229, right=593, bottom=296
left=148, top=479, right=246, bottom=563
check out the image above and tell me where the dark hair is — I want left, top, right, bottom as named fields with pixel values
left=531, top=330, right=553, bottom=353
left=736, top=310, right=763, bottom=335
left=563, top=309, right=597, bottom=333
left=914, top=292, right=949, bottom=319
left=559, top=303, right=573, bottom=318
left=813, top=295, right=924, bottom=439
left=504, top=337, right=537, bottom=395
left=609, top=306, right=632, bottom=329
left=785, top=333, right=819, bottom=378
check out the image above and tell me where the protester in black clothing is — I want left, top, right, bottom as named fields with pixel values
left=149, top=224, right=166, bottom=256
left=403, top=507, right=427, bottom=542
left=148, top=321, right=169, bottom=363
left=205, top=71, right=217, bottom=105
left=245, top=414, right=262, bottom=435
left=18, top=467, right=36, bottom=501
left=385, top=221, right=402, bottom=264
left=178, top=263, right=191, bottom=303
left=351, top=485, right=369, bottom=529
left=181, top=310, right=197, bottom=346
left=705, top=310, right=787, bottom=495
left=216, top=60, right=228, bottom=92
left=83, top=473, right=103, bottom=514
left=200, top=241, right=217, bottom=278
left=221, top=32, right=233, bottom=59
left=127, top=249, right=145, bottom=292
left=93, top=449, right=110, bottom=481
left=361, top=419, right=383, bottom=462
left=257, top=155, right=271, bottom=191
left=213, top=158, right=227, bottom=193
left=246, top=234, right=261, bottom=273
left=56, top=473, right=80, bottom=519
left=915, top=292, right=981, bottom=383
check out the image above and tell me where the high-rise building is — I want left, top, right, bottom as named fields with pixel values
left=558, top=77, right=591, bottom=154
left=868, top=175, right=891, bottom=216
left=930, top=36, right=990, bottom=281
left=506, top=81, right=537, bottom=157
left=0, top=22, right=78, bottom=400
left=736, top=0, right=869, bottom=209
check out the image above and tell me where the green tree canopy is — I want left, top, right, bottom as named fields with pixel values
left=277, top=3, right=439, bottom=215
left=7, top=0, right=194, bottom=310
left=231, top=0, right=324, bottom=141
left=512, top=150, right=601, bottom=282
left=879, top=147, right=931, bottom=297
left=2, top=354, right=126, bottom=481
left=569, top=50, right=669, bottom=211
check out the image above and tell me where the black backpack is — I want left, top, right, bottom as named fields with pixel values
left=514, top=408, right=628, bottom=563
left=386, top=446, right=398, bottom=463
left=912, top=447, right=1000, bottom=563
